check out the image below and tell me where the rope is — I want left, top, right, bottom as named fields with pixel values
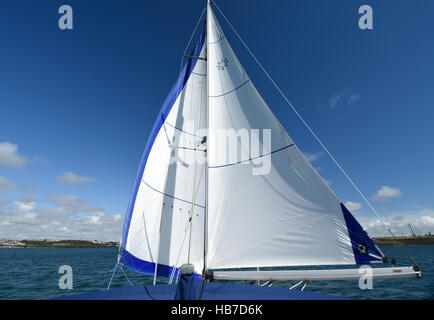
left=107, top=262, right=135, bottom=288
left=120, top=265, right=134, bottom=287
left=187, top=58, right=205, bottom=263
left=179, top=6, right=206, bottom=76
left=107, top=263, right=119, bottom=290
left=211, top=0, right=418, bottom=267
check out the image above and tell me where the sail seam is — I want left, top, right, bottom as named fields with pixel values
left=208, top=35, right=225, bottom=44
left=164, top=121, right=201, bottom=137
left=141, top=179, right=206, bottom=209
left=209, top=144, right=294, bottom=168
left=192, top=71, right=206, bottom=77
left=209, top=79, right=250, bottom=98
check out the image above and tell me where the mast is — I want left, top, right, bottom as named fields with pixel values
left=203, top=0, right=210, bottom=280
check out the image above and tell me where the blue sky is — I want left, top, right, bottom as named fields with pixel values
left=0, top=0, right=433, bottom=240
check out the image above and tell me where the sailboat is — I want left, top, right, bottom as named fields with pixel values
left=60, top=1, right=420, bottom=300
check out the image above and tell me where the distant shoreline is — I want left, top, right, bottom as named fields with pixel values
left=0, top=239, right=119, bottom=248
left=1, top=236, right=433, bottom=248
left=373, top=236, right=434, bottom=246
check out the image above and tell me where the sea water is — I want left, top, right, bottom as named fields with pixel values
left=0, top=245, right=432, bottom=300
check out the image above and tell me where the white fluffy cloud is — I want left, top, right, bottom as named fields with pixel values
left=79, top=212, right=105, bottom=225
left=14, top=201, right=36, bottom=212
left=0, top=142, right=27, bottom=167
left=359, top=209, right=434, bottom=237
left=372, top=186, right=402, bottom=202
left=44, top=194, right=103, bottom=216
left=344, top=201, right=363, bottom=212
left=1, top=192, right=433, bottom=241
left=55, top=172, right=97, bottom=185
left=0, top=195, right=123, bottom=241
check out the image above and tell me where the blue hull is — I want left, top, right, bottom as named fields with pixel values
left=55, top=282, right=345, bottom=300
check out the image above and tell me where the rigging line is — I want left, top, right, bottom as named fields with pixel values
left=166, top=83, right=207, bottom=277
left=141, top=211, right=155, bottom=264
left=169, top=266, right=176, bottom=285
left=120, top=265, right=134, bottom=287
left=211, top=0, right=418, bottom=267
left=187, top=59, right=205, bottom=264
left=203, top=2, right=210, bottom=280
left=114, top=227, right=125, bottom=269
left=179, top=6, right=207, bottom=76
left=204, top=1, right=212, bottom=280
left=169, top=218, right=192, bottom=284
left=152, top=167, right=175, bottom=285
left=107, top=262, right=119, bottom=290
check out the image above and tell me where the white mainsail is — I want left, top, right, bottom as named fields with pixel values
left=119, top=4, right=419, bottom=282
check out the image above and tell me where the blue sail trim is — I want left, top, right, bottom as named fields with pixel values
left=120, top=23, right=206, bottom=251
left=120, top=248, right=202, bottom=281
left=340, top=203, right=384, bottom=264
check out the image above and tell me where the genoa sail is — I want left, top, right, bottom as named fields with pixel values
left=119, top=25, right=207, bottom=279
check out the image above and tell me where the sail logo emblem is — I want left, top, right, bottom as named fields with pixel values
left=356, top=243, right=368, bottom=255
left=216, top=58, right=229, bottom=71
